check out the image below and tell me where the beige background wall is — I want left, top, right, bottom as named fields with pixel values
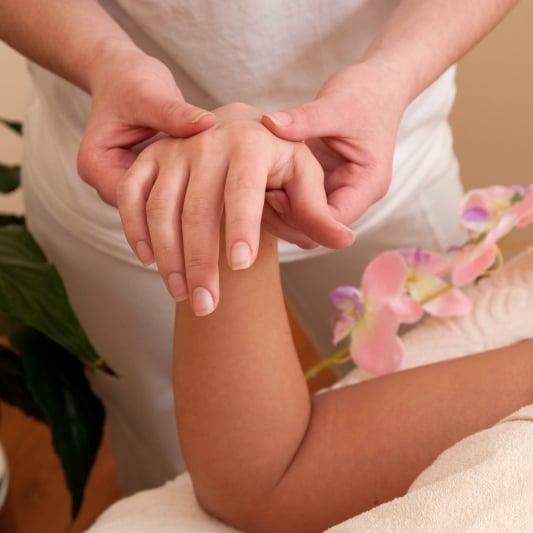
left=450, top=1, right=533, bottom=188
left=1, top=1, right=532, bottom=216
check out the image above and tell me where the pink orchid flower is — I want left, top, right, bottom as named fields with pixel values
left=452, top=185, right=533, bottom=285
left=329, top=251, right=422, bottom=375
left=399, top=248, right=471, bottom=317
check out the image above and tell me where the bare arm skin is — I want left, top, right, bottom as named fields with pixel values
left=174, top=229, right=533, bottom=533
left=0, top=0, right=129, bottom=90
left=0, top=0, right=215, bottom=205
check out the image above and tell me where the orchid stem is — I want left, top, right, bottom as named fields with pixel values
left=304, top=345, right=350, bottom=380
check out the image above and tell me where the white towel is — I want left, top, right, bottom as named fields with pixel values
left=87, top=473, right=239, bottom=532
left=87, top=403, right=533, bottom=532
left=327, top=404, right=533, bottom=532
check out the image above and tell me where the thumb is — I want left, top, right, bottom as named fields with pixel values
left=261, top=97, right=338, bottom=141
left=136, top=95, right=216, bottom=138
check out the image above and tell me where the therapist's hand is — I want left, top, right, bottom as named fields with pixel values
left=262, top=62, right=410, bottom=227
left=116, top=102, right=353, bottom=316
left=78, top=45, right=215, bottom=206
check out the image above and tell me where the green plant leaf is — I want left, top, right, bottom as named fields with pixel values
left=0, top=224, right=110, bottom=371
left=0, top=118, right=22, bottom=135
left=0, top=341, right=46, bottom=423
left=0, top=117, right=22, bottom=193
left=12, top=327, right=105, bottom=518
left=0, top=164, right=20, bottom=193
left=0, top=214, right=24, bottom=227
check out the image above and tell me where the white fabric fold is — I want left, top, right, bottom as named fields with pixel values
left=327, top=404, right=533, bottom=532
left=87, top=403, right=533, bottom=532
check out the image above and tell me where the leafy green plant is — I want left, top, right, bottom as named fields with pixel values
left=0, top=118, right=113, bottom=517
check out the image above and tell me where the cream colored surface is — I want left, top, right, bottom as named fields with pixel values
left=1, top=1, right=532, bottom=209
left=450, top=1, right=533, bottom=188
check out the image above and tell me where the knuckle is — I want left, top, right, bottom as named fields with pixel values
left=225, top=173, right=260, bottom=195
left=238, top=127, right=266, bottom=147
left=186, top=253, right=217, bottom=274
left=159, top=98, right=182, bottom=120
left=146, top=191, right=169, bottom=216
left=181, top=199, right=215, bottom=224
left=115, top=177, right=136, bottom=202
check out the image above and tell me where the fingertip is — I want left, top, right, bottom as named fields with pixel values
left=191, top=287, right=216, bottom=316
left=329, top=223, right=356, bottom=249
left=187, top=109, right=216, bottom=126
left=262, top=111, right=293, bottom=128
left=229, top=241, right=253, bottom=270
left=135, top=240, right=155, bottom=266
left=345, top=228, right=356, bottom=247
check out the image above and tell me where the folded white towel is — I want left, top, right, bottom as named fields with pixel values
left=87, top=473, right=239, bottom=532
left=87, top=403, right=533, bottom=533
left=327, top=404, right=533, bottom=533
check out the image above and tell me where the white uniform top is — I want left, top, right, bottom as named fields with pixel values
left=22, top=0, right=457, bottom=264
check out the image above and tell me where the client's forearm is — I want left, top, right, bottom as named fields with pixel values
left=174, top=233, right=533, bottom=533
left=173, top=231, right=311, bottom=518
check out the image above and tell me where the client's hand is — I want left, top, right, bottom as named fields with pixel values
left=116, top=102, right=353, bottom=316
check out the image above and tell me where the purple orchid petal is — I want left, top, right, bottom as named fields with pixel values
left=461, top=207, right=492, bottom=235
left=329, top=286, right=363, bottom=316
left=462, top=207, right=490, bottom=223
left=399, top=248, right=432, bottom=269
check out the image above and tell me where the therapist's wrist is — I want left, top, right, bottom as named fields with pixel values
left=87, top=39, right=148, bottom=95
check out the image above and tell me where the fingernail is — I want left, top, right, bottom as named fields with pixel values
left=230, top=241, right=252, bottom=270
left=265, top=193, right=285, bottom=214
left=188, top=110, right=212, bottom=124
left=167, top=272, right=188, bottom=302
left=135, top=241, right=154, bottom=265
left=192, top=287, right=215, bottom=316
left=338, top=225, right=356, bottom=246
left=264, top=111, right=293, bottom=127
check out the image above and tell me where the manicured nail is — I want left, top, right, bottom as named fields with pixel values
left=192, top=287, right=215, bottom=316
left=264, top=111, right=293, bottom=127
left=135, top=241, right=154, bottom=265
left=167, top=272, right=188, bottom=302
left=230, top=241, right=252, bottom=270
left=188, top=110, right=212, bottom=124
